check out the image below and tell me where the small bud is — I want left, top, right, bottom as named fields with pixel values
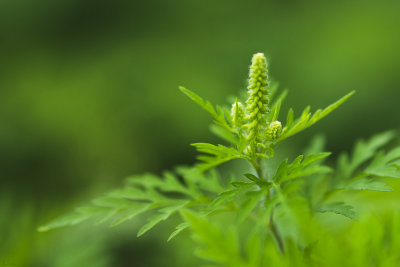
left=231, top=99, right=245, bottom=128
left=266, top=121, right=282, bottom=140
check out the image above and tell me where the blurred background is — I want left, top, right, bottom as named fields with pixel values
left=1, top=0, right=400, bottom=266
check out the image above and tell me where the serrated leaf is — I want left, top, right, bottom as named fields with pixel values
left=318, top=202, right=358, bottom=220
left=302, top=152, right=331, bottom=166
left=210, top=124, right=238, bottom=145
left=179, top=86, right=218, bottom=118
left=282, top=165, right=331, bottom=183
left=177, top=166, right=224, bottom=194
left=278, top=91, right=355, bottom=142
left=179, top=86, right=233, bottom=132
left=275, top=153, right=332, bottom=183
left=366, top=167, right=400, bottom=179
left=137, top=201, right=188, bottom=237
left=210, top=182, right=254, bottom=208
left=192, top=143, right=245, bottom=171
left=343, top=178, right=393, bottom=192
left=338, top=131, right=396, bottom=179
left=243, top=173, right=270, bottom=187
left=182, top=211, right=245, bottom=266
left=365, top=146, right=400, bottom=179
left=38, top=213, right=92, bottom=232
left=167, top=222, right=189, bottom=242
left=39, top=169, right=202, bottom=232
left=110, top=203, right=152, bottom=227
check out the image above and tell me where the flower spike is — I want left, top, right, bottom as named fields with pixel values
left=245, top=53, right=270, bottom=152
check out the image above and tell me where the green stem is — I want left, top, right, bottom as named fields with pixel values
left=251, top=157, right=285, bottom=254
left=269, top=207, right=285, bottom=254
left=253, top=158, right=263, bottom=179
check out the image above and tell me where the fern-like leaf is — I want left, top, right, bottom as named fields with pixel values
left=191, top=143, right=246, bottom=171
left=274, top=153, right=332, bottom=184
left=39, top=170, right=222, bottom=239
left=179, top=86, right=233, bottom=132
left=278, top=91, right=355, bottom=142
left=317, top=202, right=358, bottom=220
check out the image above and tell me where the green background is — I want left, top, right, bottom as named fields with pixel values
left=1, top=0, right=400, bottom=266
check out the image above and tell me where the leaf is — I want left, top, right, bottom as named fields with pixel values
left=179, top=86, right=233, bottom=132
left=176, top=166, right=224, bottom=195
left=39, top=169, right=205, bottom=233
left=343, top=178, right=393, bottom=192
left=338, top=131, right=396, bottom=179
left=286, top=108, right=294, bottom=129
left=267, top=90, right=288, bottom=122
left=210, top=124, right=238, bottom=145
left=137, top=201, right=188, bottom=237
left=111, top=203, right=152, bottom=227
left=38, top=213, right=92, bottom=232
left=237, top=189, right=267, bottom=223
left=243, top=173, right=270, bottom=187
left=302, top=152, right=332, bottom=166
left=283, top=165, right=331, bottom=182
left=318, top=202, right=358, bottom=220
left=192, top=143, right=245, bottom=171
left=210, top=182, right=254, bottom=208
left=167, top=222, right=189, bottom=242
left=366, top=146, right=400, bottom=179
left=274, top=153, right=332, bottom=183
left=304, top=134, right=326, bottom=155
left=279, top=91, right=355, bottom=142
left=179, top=86, right=218, bottom=119
left=366, top=166, right=400, bottom=179
left=162, top=172, right=193, bottom=196
left=182, top=211, right=245, bottom=266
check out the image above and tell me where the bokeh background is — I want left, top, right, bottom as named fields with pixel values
left=1, top=0, right=400, bottom=266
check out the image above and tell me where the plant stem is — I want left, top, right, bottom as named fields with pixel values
left=253, top=158, right=263, bottom=179
left=269, top=207, right=285, bottom=254
left=251, top=157, right=285, bottom=254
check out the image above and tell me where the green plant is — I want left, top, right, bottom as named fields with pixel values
left=39, top=53, right=400, bottom=266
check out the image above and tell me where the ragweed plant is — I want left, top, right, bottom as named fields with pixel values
left=39, top=53, right=400, bottom=266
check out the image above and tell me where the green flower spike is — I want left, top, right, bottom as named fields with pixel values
left=231, top=98, right=245, bottom=128
left=266, top=120, right=282, bottom=140
left=245, top=53, right=269, bottom=151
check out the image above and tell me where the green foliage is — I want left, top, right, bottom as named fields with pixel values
left=317, top=202, right=358, bottom=220
left=39, top=169, right=226, bottom=241
left=40, top=53, right=400, bottom=266
left=278, top=91, right=355, bottom=142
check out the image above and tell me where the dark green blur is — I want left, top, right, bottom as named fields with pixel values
left=1, top=0, right=400, bottom=266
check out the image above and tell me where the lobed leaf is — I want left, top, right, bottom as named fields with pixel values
left=137, top=201, right=188, bottom=237
left=342, top=178, right=393, bottom=192
left=274, top=153, right=332, bottom=184
left=167, top=222, right=190, bottom=242
left=278, top=91, right=355, bottom=142
left=179, top=86, right=233, bottom=132
left=337, top=131, right=396, bottom=179
left=39, top=169, right=218, bottom=234
left=317, top=202, right=358, bottom=220
left=192, top=143, right=246, bottom=171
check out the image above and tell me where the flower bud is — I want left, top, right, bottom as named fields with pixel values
left=231, top=99, right=245, bottom=128
left=266, top=121, right=282, bottom=140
